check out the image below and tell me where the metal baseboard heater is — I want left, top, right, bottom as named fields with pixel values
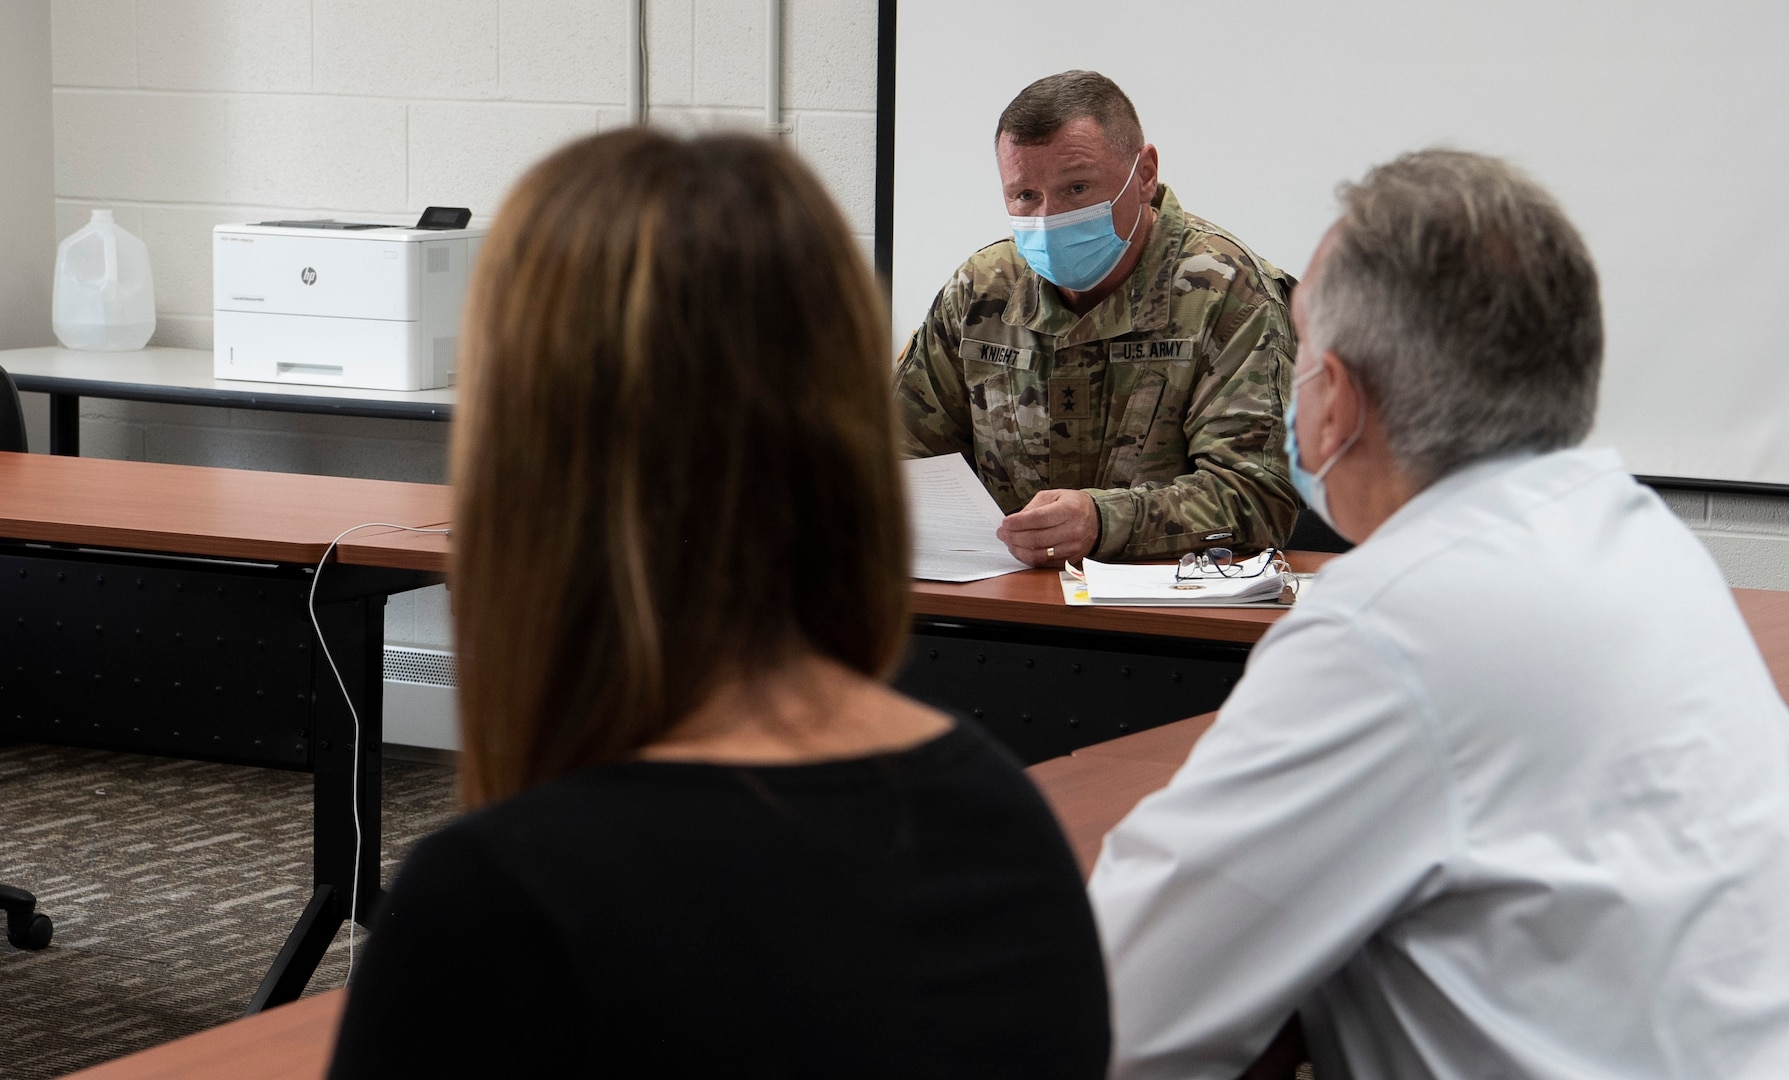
left=383, top=646, right=458, bottom=751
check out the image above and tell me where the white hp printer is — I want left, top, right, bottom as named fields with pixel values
left=213, top=207, right=484, bottom=391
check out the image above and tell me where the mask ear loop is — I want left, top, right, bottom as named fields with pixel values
left=1116, top=153, right=1146, bottom=243
left=1299, top=362, right=1368, bottom=482
left=1315, top=394, right=1367, bottom=483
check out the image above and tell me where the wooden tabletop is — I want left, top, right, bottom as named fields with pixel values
left=1028, top=713, right=1215, bottom=876
left=911, top=572, right=1285, bottom=644
left=313, top=528, right=1789, bottom=697
left=63, top=990, right=343, bottom=1080
left=911, top=552, right=1334, bottom=645
left=8, top=455, right=1782, bottom=696
left=0, top=452, right=449, bottom=566
left=336, top=522, right=452, bottom=572
left=329, top=534, right=1331, bottom=639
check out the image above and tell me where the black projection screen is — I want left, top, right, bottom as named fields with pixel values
left=876, top=0, right=1789, bottom=491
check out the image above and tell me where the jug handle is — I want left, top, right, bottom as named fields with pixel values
left=101, top=229, right=119, bottom=291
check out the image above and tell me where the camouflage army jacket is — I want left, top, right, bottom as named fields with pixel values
left=896, top=186, right=1300, bottom=561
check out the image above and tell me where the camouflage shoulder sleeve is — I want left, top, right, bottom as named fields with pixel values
left=1087, top=263, right=1300, bottom=559
left=893, top=268, right=975, bottom=460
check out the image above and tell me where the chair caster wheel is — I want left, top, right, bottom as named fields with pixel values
left=8, top=912, right=52, bottom=950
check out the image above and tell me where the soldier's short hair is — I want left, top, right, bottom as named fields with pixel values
left=996, top=70, right=1145, bottom=155
left=451, top=129, right=909, bottom=806
left=1302, top=149, right=1603, bottom=487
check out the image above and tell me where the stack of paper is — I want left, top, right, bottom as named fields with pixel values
left=1074, top=555, right=1291, bottom=606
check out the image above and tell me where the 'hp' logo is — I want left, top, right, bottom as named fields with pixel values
left=300, top=266, right=317, bottom=285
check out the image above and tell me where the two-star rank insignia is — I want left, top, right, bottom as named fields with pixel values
left=1049, top=375, right=1092, bottom=420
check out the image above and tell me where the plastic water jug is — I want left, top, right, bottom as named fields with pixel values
left=52, top=210, right=156, bottom=351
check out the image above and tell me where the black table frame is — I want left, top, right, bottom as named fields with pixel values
left=7, top=373, right=453, bottom=457
left=894, top=615, right=1252, bottom=764
left=0, top=538, right=438, bottom=1013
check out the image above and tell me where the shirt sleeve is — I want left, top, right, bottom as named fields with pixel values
left=893, top=279, right=975, bottom=461
left=1087, top=612, right=1454, bottom=1080
left=326, top=825, right=584, bottom=1078
left=1088, top=298, right=1300, bottom=560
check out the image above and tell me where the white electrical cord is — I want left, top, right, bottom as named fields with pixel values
left=307, top=522, right=452, bottom=983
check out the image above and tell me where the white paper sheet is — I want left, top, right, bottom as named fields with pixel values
left=903, top=455, right=1028, bottom=582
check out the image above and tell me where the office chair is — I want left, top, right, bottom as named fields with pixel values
left=0, top=364, right=23, bottom=455
left=1, top=886, right=52, bottom=950
left=1287, top=507, right=1353, bottom=554
left=0, top=364, right=52, bottom=950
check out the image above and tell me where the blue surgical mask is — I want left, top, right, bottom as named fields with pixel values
left=1010, top=154, right=1144, bottom=292
left=1284, top=368, right=1364, bottom=532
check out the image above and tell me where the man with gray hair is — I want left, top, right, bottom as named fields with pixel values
left=1090, top=150, right=1789, bottom=1078
left=896, top=70, right=1299, bottom=566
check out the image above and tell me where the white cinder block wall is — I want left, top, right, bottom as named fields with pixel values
left=2, top=3, right=54, bottom=352
left=31, top=0, right=1789, bottom=649
left=44, top=0, right=881, bottom=671
left=1654, top=489, right=1789, bottom=590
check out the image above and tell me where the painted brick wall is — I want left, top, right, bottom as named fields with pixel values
left=1655, top=488, right=1789, bottom=591
left=44, top=0, right=881, bottom=650
left=1, top=3, right=54, bottom=352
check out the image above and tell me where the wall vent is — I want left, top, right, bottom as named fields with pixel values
left=384, top=646, right=458, bottom=751
left=386, top=646, right=456, bottom=687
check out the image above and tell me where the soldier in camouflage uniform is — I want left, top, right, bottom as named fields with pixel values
left=896, top=71, right=1298, bottom=565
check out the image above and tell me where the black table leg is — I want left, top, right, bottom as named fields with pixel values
left=246, top=591, right=389, bottom=1013
left=48, top=392, right=79, bottom=455
left=245, top=885, right=342, bottom=1014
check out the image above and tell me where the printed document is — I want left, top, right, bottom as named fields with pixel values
left=1075, top=556, right=1291, bottom=606
left=903, top=454, right=1028, bottom=582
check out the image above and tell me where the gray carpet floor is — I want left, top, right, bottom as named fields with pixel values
left=0, top=741, right=458, bottom=1079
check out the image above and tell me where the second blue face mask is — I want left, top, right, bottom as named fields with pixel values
left=1010, top=154, right=1143, bottom=292
left=1284, top=366, right=1365, bottom=533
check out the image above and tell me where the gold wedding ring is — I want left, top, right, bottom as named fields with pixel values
left=1046, top=546, right=1056, bottom=558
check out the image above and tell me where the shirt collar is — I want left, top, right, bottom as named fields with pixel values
left=1371, top=446, right=1627, bottom=546
left=1004, top=185, right=1185, bottom=343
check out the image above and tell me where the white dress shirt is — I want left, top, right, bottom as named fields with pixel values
left=1089, top=448, right=1789, bottom=1079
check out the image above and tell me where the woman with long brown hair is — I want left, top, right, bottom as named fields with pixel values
left=326, top=129, right=1109, bottom=1077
